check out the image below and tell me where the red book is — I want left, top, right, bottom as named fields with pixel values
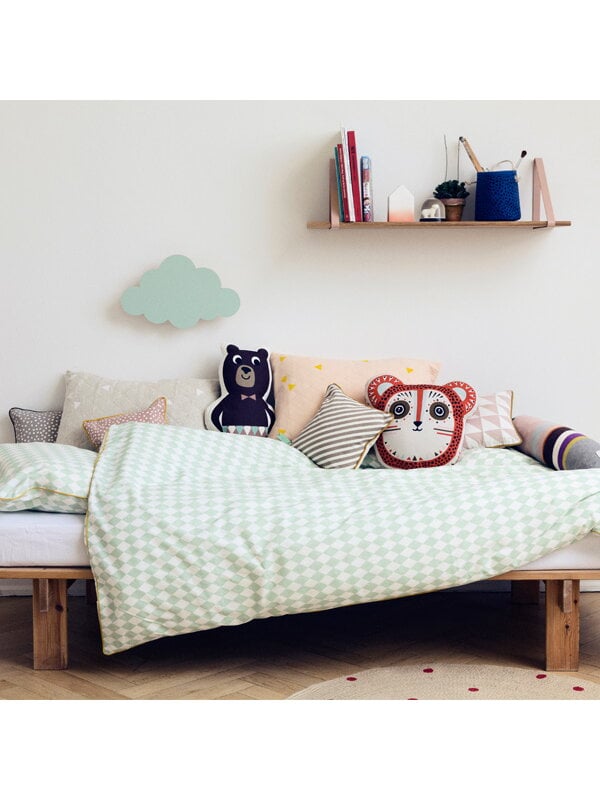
left=336, top=143, right=350, bottom=222
left=340, top=127, right=356, bottom=221
left=347, top=130, right=363, bottom=221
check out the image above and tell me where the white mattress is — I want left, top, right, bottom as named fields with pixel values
left=0, top=511, right=599, bottom=571
left=512, top=532, right=600, bottom=571
left=0, top=511, right=89, bottom=567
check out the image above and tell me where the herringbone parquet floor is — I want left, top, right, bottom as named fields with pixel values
left=2, top=590, right=600, bottom=699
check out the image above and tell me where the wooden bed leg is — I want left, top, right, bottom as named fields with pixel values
left=511, top=579, right=540, bottom=604
left=32, top=578, right=68, bottom=670
left=545, top=579, right=580, bottom=671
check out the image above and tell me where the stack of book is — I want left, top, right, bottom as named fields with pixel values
left=334, top=127, right=373, bottom=222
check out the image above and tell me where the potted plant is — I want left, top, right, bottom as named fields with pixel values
left=433, top=179, right=470, bottom=222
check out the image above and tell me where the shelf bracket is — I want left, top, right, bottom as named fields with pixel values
left=532, top=157, right=556, bottom=229
left=328, top=158, right=340, bottom=228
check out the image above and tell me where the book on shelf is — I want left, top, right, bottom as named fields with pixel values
left=335, top=127, right=371, bottom=222
left=334, top=144, right=349, bottom=222
left=346, top=130, right=363, bottom=221
left=339, top=127, right=356, bottom=222
left=361, top=156, right=373, bottom=222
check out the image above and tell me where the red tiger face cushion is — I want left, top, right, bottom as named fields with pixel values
left=366, top=374, right=477, bottom=469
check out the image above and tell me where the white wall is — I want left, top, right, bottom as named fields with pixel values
left=1, top=100, right=599, bottom=442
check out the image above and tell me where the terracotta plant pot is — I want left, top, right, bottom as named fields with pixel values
left=441, top=198, right=466, bottom=222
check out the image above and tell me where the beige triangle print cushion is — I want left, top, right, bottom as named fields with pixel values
left=269, top=352, right=440, bottom=441
left=463, top=390, right=522, bottom=449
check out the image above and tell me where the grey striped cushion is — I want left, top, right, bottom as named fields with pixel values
left=292, top=384, right=393, bottom=469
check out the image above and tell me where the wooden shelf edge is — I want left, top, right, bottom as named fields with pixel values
left=307, top=220, right=572, bottom=229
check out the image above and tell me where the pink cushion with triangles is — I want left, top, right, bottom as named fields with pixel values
left=82, top=396, right=167, bottom=450
left=463, top=390, right=522, bottom=449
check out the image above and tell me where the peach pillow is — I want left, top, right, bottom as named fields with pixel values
left=82, top=397, right=168, bottom=450
left=269, top=353, right=440, bottom=440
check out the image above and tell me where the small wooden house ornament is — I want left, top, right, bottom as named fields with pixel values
left=388, top=185, right=415, bottom=222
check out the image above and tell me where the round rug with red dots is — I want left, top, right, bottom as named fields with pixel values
left=288, top=664, right=600, bottom=700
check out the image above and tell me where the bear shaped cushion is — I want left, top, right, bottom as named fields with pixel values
left=205, top=344, right=275, bottom=436
left=366, top=374, right=477, bottom=469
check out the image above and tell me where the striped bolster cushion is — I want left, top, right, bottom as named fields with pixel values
left=292, top=384, right=393, bottom=469
left=513, top=415, right=600, bottom=470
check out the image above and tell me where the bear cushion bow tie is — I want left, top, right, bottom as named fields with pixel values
left=241, top=393, right=257, bottom=401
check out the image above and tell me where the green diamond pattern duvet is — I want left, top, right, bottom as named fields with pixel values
left=85, top=423, right=600, bottom=655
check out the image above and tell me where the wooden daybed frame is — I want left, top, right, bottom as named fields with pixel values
left=0, top=567, right=595, bottom=671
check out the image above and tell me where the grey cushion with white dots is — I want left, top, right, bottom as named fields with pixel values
left=8, top=408, right=63, bottom=443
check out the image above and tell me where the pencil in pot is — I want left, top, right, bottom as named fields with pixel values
left=459, top=136, right=484, bottom=172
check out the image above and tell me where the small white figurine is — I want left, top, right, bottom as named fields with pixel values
left=419, top=198, right=445, bottom=222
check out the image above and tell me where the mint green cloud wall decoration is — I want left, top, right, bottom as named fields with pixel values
left=121, top=254, right=240, bottom=329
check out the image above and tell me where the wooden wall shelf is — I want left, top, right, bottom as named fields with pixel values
left=308, top=158, right=571, bottom=231
left=307, top=220, right=571, bottom=229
